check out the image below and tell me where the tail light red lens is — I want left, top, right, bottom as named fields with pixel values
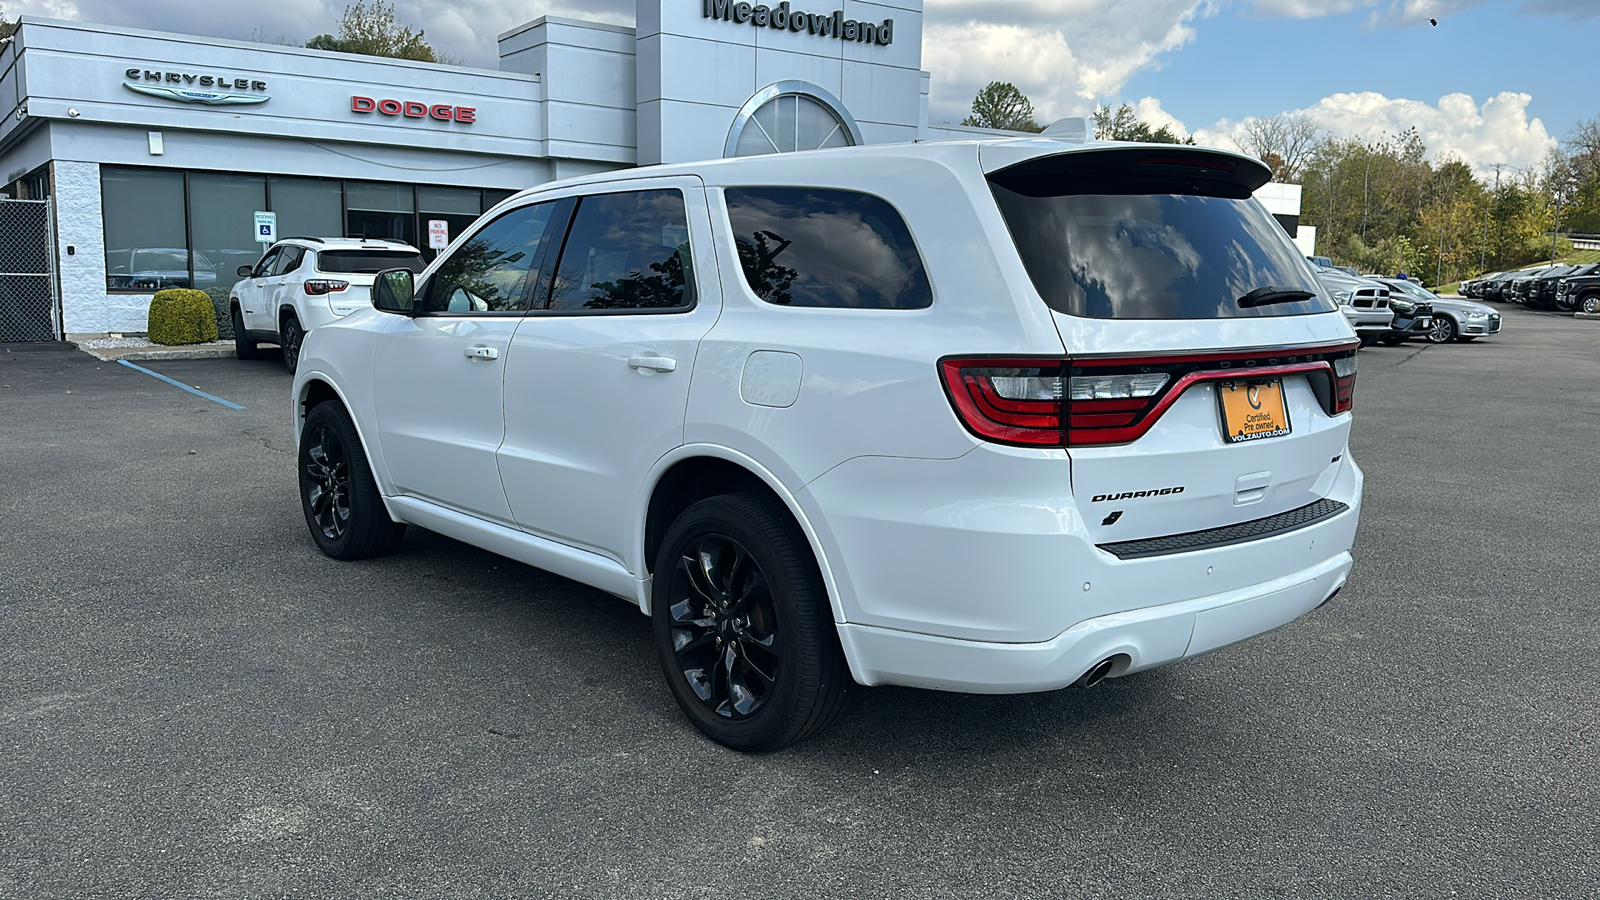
left=940, top=343, right=1359, bottom=448
left=303, top=279, right=350, bottom=296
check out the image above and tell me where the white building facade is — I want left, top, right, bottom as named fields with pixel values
left=0, top=0, right=1296, bottom=338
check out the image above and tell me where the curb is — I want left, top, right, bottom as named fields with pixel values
left=74, top=343, right=239, bottom=362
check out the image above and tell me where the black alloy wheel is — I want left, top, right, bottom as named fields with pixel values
left=1426, top=315, right=1457, bottom=344
left=281, top=315, right=305, bottom=372
left=652, top=494, right=849, bottom=751
left=298, top=402, right=406, bottom=560
left=232, top=307, right=260, bottom=360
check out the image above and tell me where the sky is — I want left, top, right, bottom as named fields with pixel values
left=6, top=0, right=1595, bottom=177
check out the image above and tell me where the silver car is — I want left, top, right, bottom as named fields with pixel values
left=1378, top=278, right=1501, bottom=343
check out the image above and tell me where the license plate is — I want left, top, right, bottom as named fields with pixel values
left=1218, top=380, right=1291, bottom=443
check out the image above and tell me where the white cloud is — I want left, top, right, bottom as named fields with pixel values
left=922, top=1, right=1211, bottom=125
left=1247, top=0, right=1597, bottom=24
left=1132, top=97, right=1191, bottom=139
left=1190, top=91, right=1556, bottom=176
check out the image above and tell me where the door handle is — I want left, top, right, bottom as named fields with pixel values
left=464, top=345, right=499, bottom=360
left=627, top=356, right=677, bottom=373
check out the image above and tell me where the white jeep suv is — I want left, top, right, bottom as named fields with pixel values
left=291, top=139, right=1364, bottom=750
left=230, top=237, right=425, bottom=370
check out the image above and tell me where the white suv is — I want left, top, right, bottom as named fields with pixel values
left=291, top=139, right=1364, bottom=750
left=230, top=237, right=425, bottom=370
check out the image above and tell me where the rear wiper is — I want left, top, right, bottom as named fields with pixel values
left=1238, top=286, right=1316, bottom=308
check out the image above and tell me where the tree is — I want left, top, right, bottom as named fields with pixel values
left=1091, top=103, right=1192, bottom=145
left=306, top=1, right=454, bottom=64
left=961, top=82, right=1043, bottom=133
left=1234, top=114, right=1322, bottom=183
left=0, top=2, right=17, bottom=40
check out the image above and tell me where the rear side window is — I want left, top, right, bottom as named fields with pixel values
left=990, top=167, right=1334, bottom=320
left=319, top=251, right=427, bottom=274
left=724, top=187, right=932, bottom=309
left=544, top=190, right=695, bottom=313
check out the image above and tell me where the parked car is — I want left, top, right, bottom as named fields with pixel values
left=1500, top=265, right=1557, bottom=305
left=1378, top=278, right=1500, bottom=342
left=1555, top=268, right=1600, bottom=314
left=1367, top=281, right=1433, bottom=345
left=230, top=237, right=426, bottom=371
left=1533, top=263, right=1600, bottom=311
left=291, top=140, right=1364, bottom=750
left=1314, top=265, right=1395, bottom=344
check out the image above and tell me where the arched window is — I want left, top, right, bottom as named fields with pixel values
left=724, top=82, right=863, bottom=158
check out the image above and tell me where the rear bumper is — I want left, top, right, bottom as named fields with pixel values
left=838, top=551, right=1351, bottom=693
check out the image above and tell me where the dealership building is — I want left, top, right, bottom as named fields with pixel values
left=0, top=0, right=1306, bottom=340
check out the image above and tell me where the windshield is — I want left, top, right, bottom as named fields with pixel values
left=1386, top=280, right=1436, bottom=301
left=991, top=179, right=1334, bottom=319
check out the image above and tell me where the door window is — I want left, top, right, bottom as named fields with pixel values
left=274, top=246, right=306, bottom=275
left=543, top=190, right=695, bottom=313
left=419, top=201, right=557, bottom=314
left=252, top=248, right=282, bottom=279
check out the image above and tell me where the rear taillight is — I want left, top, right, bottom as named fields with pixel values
left=941, top=343, right=1359, bottom=448
left=303, top=279, right=349, bottom=296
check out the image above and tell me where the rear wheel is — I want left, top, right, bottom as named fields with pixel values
left=1426, top=315, right=1456, bottom=344
left=298, top=402, right=406, bottom=560
left=232, top=307, right=260, bottom=360
left=651, top=493, right=850, bottom=751
left=280, top=315, right=305, bottom=373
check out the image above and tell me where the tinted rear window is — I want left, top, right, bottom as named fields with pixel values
left=318, top=250, right=426, bottom=274
left=990, top=177, right=1334, bottom=319
left=724, top=187, right=932, bottom=309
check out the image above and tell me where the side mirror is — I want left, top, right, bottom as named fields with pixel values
left=237, top=265, right=255, bottom=278
left=372, top=267, right=416, bottom=315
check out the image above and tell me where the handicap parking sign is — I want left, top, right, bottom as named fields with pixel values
left=253, top=211, right=277, bottom=244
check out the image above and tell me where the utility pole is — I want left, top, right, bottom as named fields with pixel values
left=1480, top=163, right=1502, bottom=273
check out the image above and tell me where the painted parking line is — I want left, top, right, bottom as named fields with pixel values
left=116, top=360, right=246, bottom=409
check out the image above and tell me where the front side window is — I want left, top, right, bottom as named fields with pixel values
left=724, top=187, right=932, bottom=309
left=274, top=246, right=305, bottom=275
left=544, top=190, right=694, bottom=313
left=252, top=248, right=282, bottom=279
left=420, top=202, right=556, bottom=313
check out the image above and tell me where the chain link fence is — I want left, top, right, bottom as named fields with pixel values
left=0, top=200, right=58, bottom=342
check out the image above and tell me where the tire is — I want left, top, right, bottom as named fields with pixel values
left=1582, top=294, right=1600, bottom=315
left=1426, top=315, right=1456, bottom=344
left=1378, top=335, right=1405, bottom=346
left=232, top=307, right=260, bottom=360
left=651, top=493, right=850, bottom=751
left=298, top=402, right=406, bottom=560
left=280, top=314, right=305, bottom=373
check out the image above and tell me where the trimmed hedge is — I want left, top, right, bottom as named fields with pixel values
left=147, top=288, right=220, bottom=345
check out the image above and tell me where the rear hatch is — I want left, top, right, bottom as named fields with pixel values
left=979, top=144, right=1357, bottom=546
left=316, top=247, right=426, bottom=316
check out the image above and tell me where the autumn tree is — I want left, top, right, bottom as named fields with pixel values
left=1091, top=103, right=1192, bottom=144
left=1234, top=113, right=1321, bottom=183
left=961, top=82, right=1043, bottom=133
left=306, top=1, right=455, bottom=64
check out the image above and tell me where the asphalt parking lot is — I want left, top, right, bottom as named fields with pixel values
left=3, top=308, right=1597, bottom=899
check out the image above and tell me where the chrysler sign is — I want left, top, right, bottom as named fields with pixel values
left=702, top=0, right=894, bottom=45
left=123, top=68, right=269, bottom=105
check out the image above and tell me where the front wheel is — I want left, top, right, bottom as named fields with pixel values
left=652, top=493, right=850, bottom=751
left=1582, top=294, right=1600, bottom=315
left=232, top=307, right=260, bottom=360
left=298, top=402, right=406, bottom=560
left=280, top=315, right=305, bottom=373
left=1426, top=315, right=1457, bottom=344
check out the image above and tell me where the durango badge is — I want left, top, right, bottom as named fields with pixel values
left=1092, top=486, right=1185, bottom=502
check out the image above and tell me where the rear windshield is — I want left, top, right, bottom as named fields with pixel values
left=318, top=250, right=426, bottom=274
left=990, top=177, right=1334, bottom=319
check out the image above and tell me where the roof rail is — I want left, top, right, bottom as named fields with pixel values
left=280, top=236, right=326, bottom=243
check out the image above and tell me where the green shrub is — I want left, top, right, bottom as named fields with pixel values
left=204, top=287, right=234, bottom=340
left=147, top=289, right=220, bottom=345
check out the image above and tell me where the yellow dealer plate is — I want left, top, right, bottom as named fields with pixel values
left=1218, top=380, right=1291, bottom=443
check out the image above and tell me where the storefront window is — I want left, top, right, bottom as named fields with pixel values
left=726, top=84, right=860, bottom=158
left=270, top=178, right=343, bottom=242
left=347, top=181, right=415, bottom=245
left=102, top=169, right=187, bottom=291
left=189, top=173, right=266, bottom=297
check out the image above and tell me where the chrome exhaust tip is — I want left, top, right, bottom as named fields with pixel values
left=1076, top=657, right=1116, bottom=689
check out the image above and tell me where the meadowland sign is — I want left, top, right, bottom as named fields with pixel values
left=701, top=0, right=895, bottom=45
